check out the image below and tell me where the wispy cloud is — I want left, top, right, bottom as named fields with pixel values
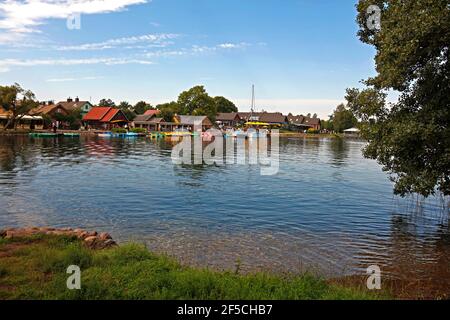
left=217, top=42, right=249, bottom=49
left=0, top=0, right=148, bottom=34
left=144, top=42, right=251, bottom=58
left=57, top=33, right=179, bottom=51
left=46, top=76, right=104, bottom=82
left=0, top=57, right=154, bottom=72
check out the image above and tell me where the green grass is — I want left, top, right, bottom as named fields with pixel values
left=0, top=235, right=386, bottom=300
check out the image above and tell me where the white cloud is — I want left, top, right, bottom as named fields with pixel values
left=57, top=33, right=178, bottom=51
left=0, top=57, right=154, bottom=71
left=0, top=0, right=148, bottom=33
left=144, top=42, right=251, bottom=58
left=217, top=42, right=249, bottom=49
left=46, top=76, right=104, bottom=82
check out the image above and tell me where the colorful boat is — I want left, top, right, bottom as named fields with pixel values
left=63, top=133, right=80, bottom=137
left=97, top=132, right=112, bottom=138
left=29, top=132, right=59, bottom=138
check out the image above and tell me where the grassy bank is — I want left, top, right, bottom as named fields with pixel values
left=0, top=234, right=385, bottom=300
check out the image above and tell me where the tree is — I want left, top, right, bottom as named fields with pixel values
left=331, top=103, right=357, bottom=133
left=134, top=101, right=153, bottom=115
left=156, top=102, right=180, bottom=122
left=214, top=96, right=238, bottom=113
left=346, top=0, right=450, bottom=197
left=117, top=101, right=136, bottom=121
left=177, top=85, right=217, bottom=121
left=0, top=83, right=38, bottom=129
left=98, top=99, right=115, bottom=107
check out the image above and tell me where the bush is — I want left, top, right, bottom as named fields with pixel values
left=130, top=127, right=147, bottom=134
left=111, top=128, right=127, bottom=134
left=307, top=128, right=319, bottom=134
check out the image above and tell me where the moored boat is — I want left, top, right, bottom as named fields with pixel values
left=29, top=132, right=59, bottom=138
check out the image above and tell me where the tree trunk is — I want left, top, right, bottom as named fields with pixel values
left=4, top=117, right=14, bottom=130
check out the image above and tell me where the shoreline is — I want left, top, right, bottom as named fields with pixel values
left=0, top=129, right=351, bottom=140
left=1, top=227, right=447, bottom=300
left=0, top=227, right=382, bottom=300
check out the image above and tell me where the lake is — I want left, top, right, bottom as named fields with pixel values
left=0, top=135, right=448, bottom=284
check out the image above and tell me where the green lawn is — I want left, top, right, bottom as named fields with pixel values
left=0, top=235, right=385, bottom=300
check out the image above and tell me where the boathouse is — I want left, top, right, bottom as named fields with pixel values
left=82, top=107, right=129, bottom=130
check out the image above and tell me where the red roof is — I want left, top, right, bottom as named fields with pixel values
left=102, top=108, right=120, bottom=122
left=83, top=107, right=112, bottom=121
left=143, top=109, right=161, bottom=117
left=83, top=106, right=127, bottom=122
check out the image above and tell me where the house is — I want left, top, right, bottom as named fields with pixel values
left=174, top=115, right=213, bottom=132
left=29, top=103, right=71, bottom=128
left=82, top=107, right=129, bottom=130
left=143, top=109, right=161, bottom=117
left=238, top=112, right=288, bottom=126
left=0, top=107, right=44, bottom=130
left=133, top=113, right=165, bottom=132
left=216, top=112, right=241, bottom=127
left=56, top=98, right=93, bottom=116
left=288, top=114, right=321, bottom=131
left=343, top=127, right=361, bottom=136
left=30, top=103, right=69, bottom=118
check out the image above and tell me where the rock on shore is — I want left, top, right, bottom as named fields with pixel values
left=0, top=227, right=117, bottom=249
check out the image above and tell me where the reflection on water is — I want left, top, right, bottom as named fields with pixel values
left=0, top=135, right=449, bottom=284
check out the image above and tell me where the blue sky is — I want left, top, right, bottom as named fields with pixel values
left=0, top=0, right=376, bottom=118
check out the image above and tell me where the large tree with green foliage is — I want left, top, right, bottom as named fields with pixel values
left=98, top=99, right=116, bottom=107
left=330, top=104, right=357, bottom=133
left=346, top=0, right=449, bottom=197
left=117, top=101, right=136, bottom=121
left=0, top=83, right=38, bottom=129
left=177, top=86, right=218, bottom=121
left=134, top=101, right=153, bottom=115
left=214, top=96, right=238, bottom=113
left=156, top=102, right=180, bottom=122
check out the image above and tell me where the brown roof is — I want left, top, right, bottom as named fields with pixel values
left=143, top=110, right=161, bottom=117
left=237, top=112, right=288, bottom=124
left=134, top=114, right=155, bottom=122
left=216, top=112, right=240, bottom=121
left=29, top=104, right=68, bottom=116
left=134, top=118, right=165, bottom=125
left=288, top=114, right=321, bottom=127
left=176, top=115, right=213, bottom=126
left=259, top=113, right=288, bottom=124
left=303, top=117, right=320, bottom=126
left=56, top=100, right=91, bottom=111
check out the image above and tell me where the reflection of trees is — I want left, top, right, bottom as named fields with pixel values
left=386, top=209, right=450, bottom=295
left=0, top=136, right=38, bottom=173
left=327, top=138, right=350, bottom=167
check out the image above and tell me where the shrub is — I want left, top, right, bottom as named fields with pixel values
left=307, top=128, right=319, bottom=134
left=130, top=127, right=147, bottom=134
left=111, top=128, right=127, bottom=134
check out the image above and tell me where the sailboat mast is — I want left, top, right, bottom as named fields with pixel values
left=251, top=84, right=255, bottom=113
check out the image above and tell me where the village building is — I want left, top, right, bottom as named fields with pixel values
left=55, top=97, right=93, bottom=116
left=216, top=112, right=242, bottom=127
left=143, top=109, right=161, bottom=117
left=82, top=107, right=129, bottom=130
left=287, top=114, right=321, bottom=131
left=0, top=107, right=44, bottom=130
left=133, top=113, right=165, bottom=132
left=174, top=115, right=213, bottom=132
left=238, top=112, right=288, bottom=126
left=29, top=103, right=71, bottom=129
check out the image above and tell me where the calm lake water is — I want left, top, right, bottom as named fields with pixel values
left=0, top=135, right=449, bottom=283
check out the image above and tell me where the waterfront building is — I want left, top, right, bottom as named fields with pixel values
left=83, top=107, right=129, bottom=130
